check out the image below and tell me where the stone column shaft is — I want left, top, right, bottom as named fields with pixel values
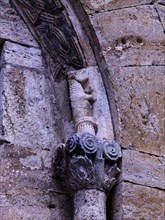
left=74, top=189, right=106, bottom=220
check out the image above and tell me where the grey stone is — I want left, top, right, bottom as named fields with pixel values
left=20, top=155, right=42, bottom=170
left=74, top=189, right=106, bottom=220
left=155, top=1, right=165, bottom=31
left=68, top=66, right=114, bottom=139
left=1, top=64, right=61, bottom=149
left=0, top=1, right=38, bottom=47
left=122, top=150, right=165, bottom=189
left=1, top=41, right=44, bottom=71
left=0, top=143, right=72, bottom=220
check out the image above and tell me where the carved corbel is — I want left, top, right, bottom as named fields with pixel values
left=54, top=67, right=122, bottom=195
left=53, top=132, right=121, bottom=193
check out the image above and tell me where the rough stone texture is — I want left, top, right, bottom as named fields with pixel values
left=68, top=66, right=114, bottom=139
left=109, top=182, right=165, bottom=220
left=80, top=0, right=152, bottom=14
left=0, top=40, right=64, bottom=148
left=0, top=0, right=38, bottom=47
left=74, top=189, right=106, bottom=220
left=155, top=1, right=165, bottom=31
left=0, top=143, right=73, bottom=220
left=107, top=66, right=165, bottom=157
left=0, top=0, right=164, bottom=219
left=121, top=150, right=165, bottom=189
left=90, top=5, right=165, bottom=67
left=1, top=41, right=44, bottom=71
left=1, top=63, right=62, bottom=148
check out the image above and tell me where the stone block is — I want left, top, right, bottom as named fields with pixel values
left=0, top=143, right=72, bottom=220
left=80, top=0, right=152, bottom=14
left=1, top=64, right=61, bottom=148
left=155, top=1, right=165, bottom=31
left=90, top=5, right=165, bottom=66
left=0, top=203, right=71, bottom=220
left=1, top=41, right=44, bottom=71
left=0, top=1, right=38, bottom=47
left=106, top=66, right=165, bottom=157
left=121, top=150, right=165, bottom=189
left=109, top=182, right=165, bottom=220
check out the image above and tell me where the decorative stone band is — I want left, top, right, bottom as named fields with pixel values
left=53, top=132, right=122, bottom=193
left=75, top=116, right=97, bottom=135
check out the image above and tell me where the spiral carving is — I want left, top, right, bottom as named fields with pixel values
left=66, top=134, right=79, bottom=154
left=80, top=133, right=98, bottom=154
left=102, top=140, right=121, bottom=161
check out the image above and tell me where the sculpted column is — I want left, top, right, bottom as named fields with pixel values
left=54, top=67, right=121, bottom=220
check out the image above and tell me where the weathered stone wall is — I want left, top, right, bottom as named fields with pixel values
left=75, top=0, right=165, bottom=219
left=0, top=1, right=73, bottom=219
left=0, top=0, right=165, bottom=220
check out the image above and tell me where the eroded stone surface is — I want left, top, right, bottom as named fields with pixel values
left=109, top=182, right=165, bottom=220
left=0, top=143, right=72, bottom=220
left=74, top=189, right=106, bottom=220
left=121, top=150, right=165, bottom=189
left=106, top=66, right=165, bottom=156
left=0, top=0, right=38, bottom=47
left=1, top=41, right=44, bottom=70
left=90, top=5, right=165, bottom=66
left=80, top=0, right=152, bottom=14
left=1, top=64, right=61, bottom=148
left=68, top=66, right=114, bottom=139
left=155, top=1, right=165, bottom=30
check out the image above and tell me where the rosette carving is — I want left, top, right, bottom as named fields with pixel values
left=102, top=140, right=122, bottom=161
left=80, top=133, right=98, bottom=154
left=53, top=133, right=122, bottom=192
left=66, top=134, right=79, bottom=154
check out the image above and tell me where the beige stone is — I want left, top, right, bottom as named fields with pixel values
left=109, top=182, right=165, bottom=220
left=80, top=0, right=152, bottom=14
left=0, top=1, right=38, bottom=47
left=90, top=5, right=165, bottom=66
left=106, top=66, right=165, bottom=156
left=121, top=150, right=165, bottom=189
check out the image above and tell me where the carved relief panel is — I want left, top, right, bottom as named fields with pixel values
left=12, top=0, right=85, bottom=79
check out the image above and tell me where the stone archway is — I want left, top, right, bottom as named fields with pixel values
left=0, top=0, right=165, bottom=219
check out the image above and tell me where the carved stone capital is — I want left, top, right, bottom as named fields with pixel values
left=53, top=133, right=122, bottom=193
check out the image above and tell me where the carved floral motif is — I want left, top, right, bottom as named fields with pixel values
left=53, top=133, right=122, bottom=192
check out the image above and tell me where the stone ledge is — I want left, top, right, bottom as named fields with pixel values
left=1, top=65, right=61, bottom=148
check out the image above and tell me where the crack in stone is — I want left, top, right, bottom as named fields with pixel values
left=154, top=4, right=165, bottom=31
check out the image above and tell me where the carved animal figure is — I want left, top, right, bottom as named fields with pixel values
left=67, top=71, right=96, bottom=134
